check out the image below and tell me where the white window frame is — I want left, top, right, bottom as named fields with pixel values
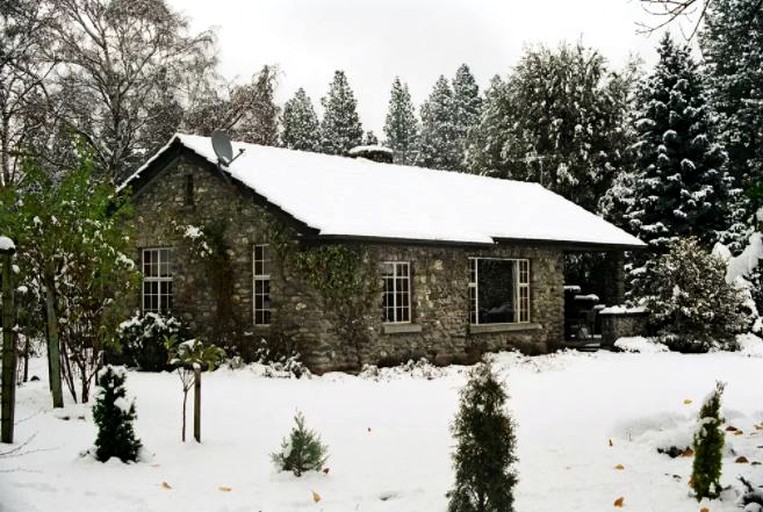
left=469, top=257, right=530, bottom=325
left=142, top=247, right=173, bottom=314
left=382, top=261, right=412, bottom=324
left=253, top=244, right=271, bottom=325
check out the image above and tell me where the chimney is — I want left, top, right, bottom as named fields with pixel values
left=347, top=145, right=394, bottom=164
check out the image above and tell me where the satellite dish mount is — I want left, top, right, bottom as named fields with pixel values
left=211, top=130, right=244, bottom=167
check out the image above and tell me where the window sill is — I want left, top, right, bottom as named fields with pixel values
left=469, top=322, right=541, bottom=334
left=383, top=323, right=423, bottom=335
left=252, top=324, right=271, bottom=332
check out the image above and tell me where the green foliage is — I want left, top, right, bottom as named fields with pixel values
left=271, top=411, right=328, bottom=477
left=448, top=362, right=518, bottom=512
left=0, top=144, right=139, bottom=402
left=165, top=336, right=226, bottom=372
left=116, top=313, right=182, bottom=371
left=691, top=381, right=726, bottom=501
left=282, top=88, right=321, bottom=152
left=383, top=77, right=419, bottom=165
left=320, top=70, right=363, bottom=155
left=417, top=75, right=461, bottom=171
left=92, top=366, right=142, bottom=463
left=641, top=238, right=746, bottom=352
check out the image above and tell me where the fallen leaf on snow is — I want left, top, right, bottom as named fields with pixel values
left=681, top=447, right=694, bottom=457
left=219, top=486, right=232, bottom=492
left=734, top=430, right=744, bottom=436
left=614, top=496, right=625, bottom=507
left=700, top=507, right=710, bottom=512
left=608, top=439, right=614, bottom=447
left=150, top=464, right=160, bottom=468
left=161, top=481, right=172, bottom=490
left=726, top=425, right=739, bottom=432
left=322, top=467, right=330, bottom=474
left=615, top=464, right=625, bottom=470
left=683, top=399, right=693, bottom=405
left=312, top=491, right=321, bottom=503
left=735, top=456, right=749, bottom=463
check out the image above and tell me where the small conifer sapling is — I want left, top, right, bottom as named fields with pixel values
left=92, top=366, right=142, bottom=463
left=691, top=381, right=726, bottom=501
left=271, top=411, right=328, bottom=477
left=448, top=361, right=518, bottom=512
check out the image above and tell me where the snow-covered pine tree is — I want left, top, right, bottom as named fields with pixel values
left=451, top=64, right=482, bottom=169
left=271, top=411, right=328, bottom=477
left=362, top=130, right=378, bottom=145
left=627, top=33, right=735, bottom=297
left=383, top=77, right=419, bottom=165
left=319, top=70, right=363, bottom=155
left=691, top=381, right=725, bottom=501
left=417, top=75, right=461, bottom=171
left=92, top=366, right=142, bottom=463
left=466, top=75, right=512, bottom=176
left=468, top=43, right=632, bottom=213
left=282, top=88, right=321, bottom=152
left=448, top=362, right=517, bottom=512
left=700, top=0, right=763, bottom=190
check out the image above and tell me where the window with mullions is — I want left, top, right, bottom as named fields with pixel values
left=253, top=244, right=271, bottom=325
left=469, top=258, right=530, bottom=325
left=382, top=261, right=411, bottom=323
left=142, top=248, right=173, bottom=313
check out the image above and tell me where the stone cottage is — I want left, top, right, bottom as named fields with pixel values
left=120, top=133, right=645, bottom=372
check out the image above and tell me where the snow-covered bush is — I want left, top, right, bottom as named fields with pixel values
left=738, top=476, right=763, bottom=511
left=271, top=411, right=328, bottom=477
left=116, top=313, right=182, bottom=371
left=641, top=238, right=747, bottom=352
left=448, top=362, right=517, bottom=512
left=691, top=381, right=725, bottom=501
left=253, top=338, right=308, bottom=378
left=92, top=366, right=142, bottom=463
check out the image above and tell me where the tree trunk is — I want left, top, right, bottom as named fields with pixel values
left=2, top=250, right=17, bottom=443
left=181, top=389, right=188, bottom=442
left=194, top=367, right=201, bottom=443
left=43, top=272, right=64, bottom=408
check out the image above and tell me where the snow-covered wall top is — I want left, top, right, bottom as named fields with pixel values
left=0, top=236, right=15, bottom=252
left=123, top=134, right=646, bottom=248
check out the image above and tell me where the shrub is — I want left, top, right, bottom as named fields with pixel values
left=448, top=361, right=518, bottom=512
left=116, top=312, right=182, bottom=371
left=271, top=411, right=328, bottom=477
left=640, top=237, right=747, bottom=352
left=92, top=366, right=142, bottom=463
left=691, top=381, right=725, bottom=501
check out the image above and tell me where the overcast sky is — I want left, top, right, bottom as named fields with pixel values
left=167, top=0, right=694, bottom=134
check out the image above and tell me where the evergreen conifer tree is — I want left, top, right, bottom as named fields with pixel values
left=448, top=362, right=517, bottom=512
left=92, top=366, right=142, bottom=463
left=271, top=411, right=328, bottom=477
left=417, top=76, right=460, bottom=171
left=362, top=130, right=378, bottom=145
left=451, top=64, right=482, bottom=168
left=282, top=88, right=321, bottom=152
left=627, top=34, right=734, bottom=297
left=700, top=0, right=763, bottom=190
left=691, top=381, right=726, bottom=501
left=319, top=70, right=363, bottom=155
left=383, top=77, right=419, bottom=165
left=467, top=43, right=632, bottom=213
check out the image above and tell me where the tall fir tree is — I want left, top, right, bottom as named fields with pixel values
left=627, top=34, right=734, bottom=297
left=319, top=70, right=363, bottom=155
left=700, top=0, right=763, bottom=191
left=383, top=77, right=419, bottom=165
left=467, top=43, right=633, bottom=213
left=417, top=75, right=460, bottom=171
left=451, top=64, right=482, bottom=168
left=92, top=366, right=142, bottom=463
left=282, top=88, right=321, bottom=152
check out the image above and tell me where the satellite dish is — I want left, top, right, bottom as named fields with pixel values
left=211, top=130, right=234, bottom=166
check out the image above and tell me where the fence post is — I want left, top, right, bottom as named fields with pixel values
left=1, top=236, right=17, bottom=443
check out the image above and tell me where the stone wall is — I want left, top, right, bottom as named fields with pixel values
left=600, top=310, right=650, bottom=348
left=128, top=153, right=566, bottom=372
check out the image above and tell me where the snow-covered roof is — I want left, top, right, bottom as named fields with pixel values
left=123, top=134, right=646, bottom=248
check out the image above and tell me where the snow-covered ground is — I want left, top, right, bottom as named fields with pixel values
left=2, top=349, right=763, bottom=511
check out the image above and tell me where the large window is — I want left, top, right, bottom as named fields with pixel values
left=382, top=261, right=411, bottom=323
left=469, top=258, right=529, bottom=325
left=253, top=244, right=271, bottom=325
left=142, top=248, right=173, bottom=313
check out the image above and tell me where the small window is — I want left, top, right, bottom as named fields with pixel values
left=469, top=258, right=530, bottom=324
left=184, top=174, right=194, bottom=206
left=382, top=261, right=411, bottom=323
left=142, top=248, right=173, bottom=313
left=253, top=244, right=271, bottom=325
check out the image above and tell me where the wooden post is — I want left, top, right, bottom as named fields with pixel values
left=1, top=237, right=17, bottom=443
left=193, top=366, right=201, bottom=443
